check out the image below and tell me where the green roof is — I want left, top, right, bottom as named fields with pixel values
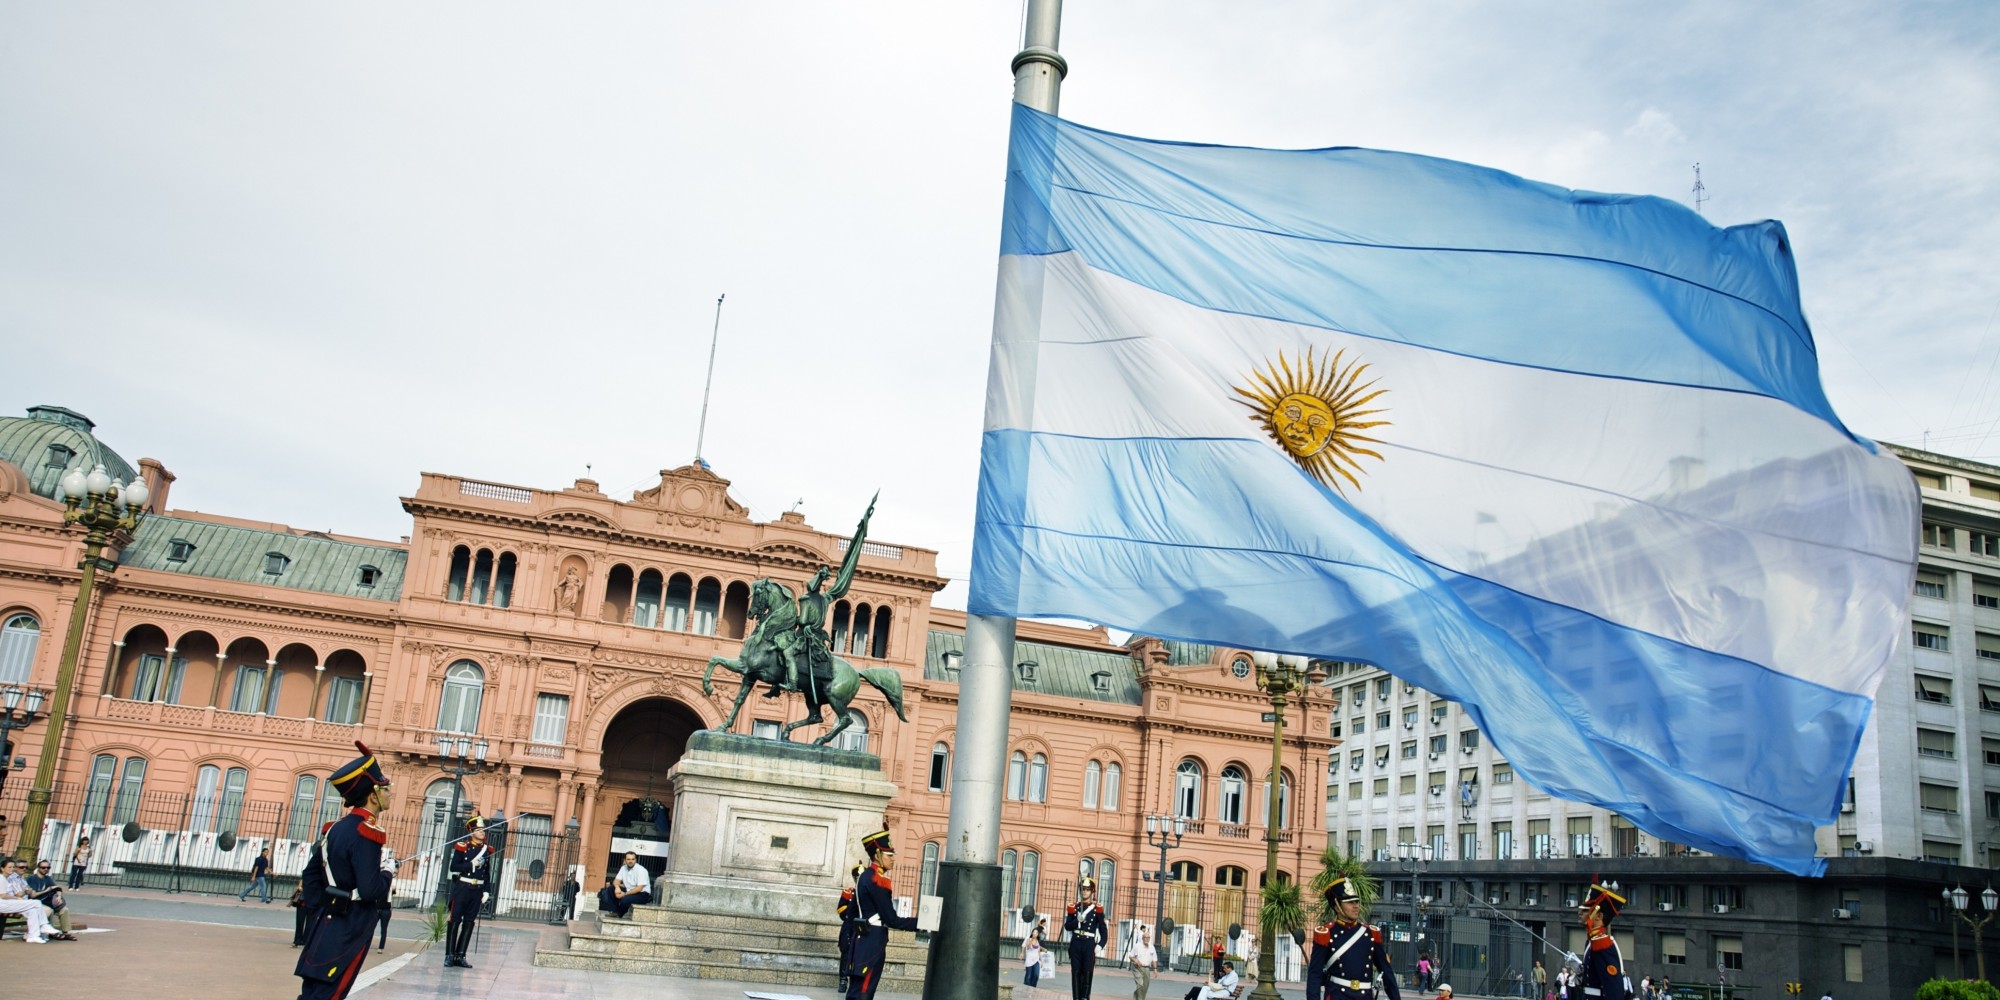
left=1163, top=640, right=1218, bottom=666
left=122, top=515, right=407, bottom=601
left=0, top=405, right=139, bottom=501
left=924, top=630, right=1140, bottom=705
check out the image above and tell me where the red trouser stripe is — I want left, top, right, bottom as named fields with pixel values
left=328, top=945, right=367, bottom=1000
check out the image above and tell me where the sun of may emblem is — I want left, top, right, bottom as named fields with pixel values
left=1232, top=346, right=1390, bottom=494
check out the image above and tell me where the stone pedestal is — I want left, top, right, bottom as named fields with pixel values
left=658, top=729, right=896, bottom=921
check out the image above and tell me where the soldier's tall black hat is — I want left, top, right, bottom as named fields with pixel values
left=1323, top=876, right=1362, bottom=906
left=1580, top=879, right=1625, bottom=922
left=862, top=827, right=894, bottom=858
left=328, top=741, right=392, bottom=798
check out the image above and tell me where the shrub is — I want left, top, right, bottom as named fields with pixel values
left=1916, top=979, right=2000, bottom=1000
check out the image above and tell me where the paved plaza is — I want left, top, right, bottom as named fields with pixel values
left=2, top=886, right=1483, bottom=999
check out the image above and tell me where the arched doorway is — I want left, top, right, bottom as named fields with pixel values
left=595, top=698, right=704, bottom=880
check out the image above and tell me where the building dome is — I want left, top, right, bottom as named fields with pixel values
left=0, top=405, right=140, bottom=501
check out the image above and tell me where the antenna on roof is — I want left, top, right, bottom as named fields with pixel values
left=789, top=498, right=805, bottom=513
left=1691, top=163, right=1708, bottom=215
left=694, top=294, right=726, bottom=467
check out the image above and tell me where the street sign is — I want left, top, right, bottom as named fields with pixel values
left=1261, top=712, right=1278, bottom=722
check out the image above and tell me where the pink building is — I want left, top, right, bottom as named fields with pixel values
left=0, top=404, right=1331, bottom=954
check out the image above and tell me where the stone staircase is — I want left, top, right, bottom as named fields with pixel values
left=535, top=904, right=967, bottom=994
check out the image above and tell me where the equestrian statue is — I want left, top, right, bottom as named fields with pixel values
left=703, top=493, right=908, bottom=746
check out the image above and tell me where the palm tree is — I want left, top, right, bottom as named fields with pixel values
left=1308, top=845, right=1378, bottom=924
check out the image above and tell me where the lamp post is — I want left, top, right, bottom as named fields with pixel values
left=1145, top=812, right=1187, bottom=948
left=1396, top=841, right=1435, bottom=976
left=1249, top=653, right=1324, bottom=1000
left=0, top=685, right=49, bottom=800
left=18, top=464, right=147, bottom=867
left=432, top=734, right=489, bottom=900
left=1948, top=885, right=1999, bottom=981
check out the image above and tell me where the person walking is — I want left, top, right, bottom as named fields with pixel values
left=239, top=847, right=273, bottom=903
left=1533, top=960, right=1547, bottom=999
left=1129, top=923, right=1159, bottom=1000
left=66, top=837, right=89, bottom=890
left=1023, top=922, right=1045, bottom=986
left=1063, top=876, right=1109, bottom=1000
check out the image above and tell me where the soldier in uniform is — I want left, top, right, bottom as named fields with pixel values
left=835, top=861, right=865, bottom=993
left=293, top=820, right=335, bottom=948
left=443, top=814, right=494, bottom=969
left=1305, top=912, right=1334, bottom=1000
left=846, top=829, right=918, bottom=1000
left=1577, top=880, right=1629, bottom=1000
left=1063, top=876, right=1109, bottom=1000
left=295, top=742, right=395, bottom=1000
left=1315, top=876, right=1402, bottom=1000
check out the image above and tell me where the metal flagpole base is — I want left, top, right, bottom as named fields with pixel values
left=922, top=860, right=1002, bottom=1000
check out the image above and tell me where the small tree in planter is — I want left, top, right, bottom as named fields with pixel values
left=1309, top=845, right=1378, bottom=924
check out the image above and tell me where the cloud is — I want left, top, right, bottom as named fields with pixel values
left=1624, top=107, right=1686, bottom=146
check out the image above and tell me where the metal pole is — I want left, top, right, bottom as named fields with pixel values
left=1251, top=687, right=1287, bottom=1000
left=1155, top=838, right=1168, bottom=942
left=924, top=4, right=1062, bottom=999
left=19, top=532, right=105, bottom=868
left=693, top=293, right=725, bottom=465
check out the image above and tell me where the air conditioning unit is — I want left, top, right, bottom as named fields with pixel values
left=1350, top=761, right=1363, bottom=771
left=1713, top=904, right=1731, bottom=914
left=1855, top=840, right=1873, bottom=853
left=1429, top=787, right=1443, bottom=797
left=1833, top=908, right=1854, bottom=920
left=1564, top=897, right=1578, bottom=908
left=1488, top=895, right=1501, bottom=905
left=1404, top=722, right=1414, bottom=730
left=1462, top=747, right=1474, bottom=755
left=1658, top=902, right=1674, bottom=912
left=1524, top=896, right=1539, bottom=906
left=1839, top=802, right=1854, bottom=814
left=1428, top=752, right=1439, bottom=761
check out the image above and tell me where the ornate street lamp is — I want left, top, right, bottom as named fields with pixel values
left=1397, top=840, right=1435, bottom=975
left=18, top=465, right=147, bottom=867
left=0, top=685, right=50, bottom=799
left=1947, top=884, right=1999, bottom=981
left=433, top=734, right=490, bottom=899
left=1145, top=812, right=1187, bottom=950
left=1248, top=652, right=1325, bottom=1000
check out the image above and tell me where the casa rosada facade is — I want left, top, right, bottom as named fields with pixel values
left=0, top=404, right=1333, bottom=941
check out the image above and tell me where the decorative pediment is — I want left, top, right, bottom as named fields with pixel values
left=539, top=508, right=617, bottom=529
left=751, top=541, right=829, bottom=563
left=629, top=464, right=750, bottom=521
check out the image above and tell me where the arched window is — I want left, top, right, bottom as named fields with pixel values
left=218, top=767, right=249, bottom=835
left=921, top=842, right=941, bottom=897
left=1174, top=760, right=1203, bottom=820
left=1098, top=857, right=1117, bottom=897
left=1020, top=850, right=1040, bottom=909
left=928, top=742, right=949, bottom=793
left=1170, top=860, right=1203, bottom=884
left=470, top=549, right=494, bottom=604
left=420, top=778, right=458, bottom=856
left=493, top=552, right=516, bottom=608
left=446, top=546, right=470, bottom=602
left=1028, top=753, right=1048, bottom=803
left=437, top=660, right=484, bottom=734
left=191, top=764, right=221, bottom=832
left=82, top=754, right=117, bottom=824
left=831, top=601, right=851, bottom=654
left=0, top=613, right=40, bottom=684
left=850, top=603, right=872, bottom=657
left=113, top=757, right=146, bottom=824
left=664, top=573, right=693, bottom=631
left=289, top=776, right=320, bottom=840
left=1006, top=751, right=1027, bottom=801
left=1083, top=760, right=1102, bottom=809
left=633, top=569, right=663, bottom=627
left=693, top=577, right=722, bottom=635
left=1078, top=857, right=1095, bottom=881
left=1001, top=849, right=1018, bottom=912
left=832, top=709, right=869, bottom=753
left=1217, top=865, right=1248, bottom=888
left=1219, top=766, right=1247, bottom=825
left=602, top=564, right=634, bottom=623
left=1262, top=769, right=1292, bottom=828
left=872, top=606, right=892, bottom=658
left=1103, top=762, right=1121, bottom=813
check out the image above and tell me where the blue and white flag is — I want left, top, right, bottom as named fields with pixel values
left=970, top=105, right=1918, bottom=876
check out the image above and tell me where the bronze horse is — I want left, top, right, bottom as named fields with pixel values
left=703, top=578, right=907, bottom=745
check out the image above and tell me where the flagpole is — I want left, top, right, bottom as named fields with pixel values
left=923, top=4, right=1063, bottom=999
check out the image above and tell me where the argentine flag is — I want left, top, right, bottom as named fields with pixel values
left=970, top=105, right=1919, bottom=876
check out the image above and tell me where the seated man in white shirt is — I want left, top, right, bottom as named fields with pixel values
left=596, top=852, right=653, bottom=918
left=0, top=858, right=59, bottom=943
left=1183, top=960, right=1240, bottom=1000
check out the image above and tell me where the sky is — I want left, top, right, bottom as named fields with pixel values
left=2, top=1, right=1996, bottom=608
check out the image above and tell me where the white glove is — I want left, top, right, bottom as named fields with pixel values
left=868, top=913, right=884, bottom=927
left=482, top=892, right=491, bottom=904
left=378, top=849, right=397, bottom=874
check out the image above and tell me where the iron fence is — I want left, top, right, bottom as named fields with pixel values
left=0, top=779, right=580, bottom=923
left=991, top=876, right=1308, bottom=982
